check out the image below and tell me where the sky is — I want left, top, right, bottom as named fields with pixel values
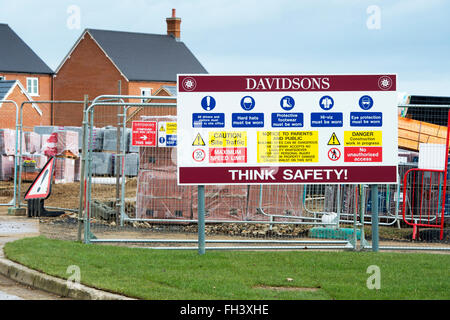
left=0, top=0, right=449, bottom=96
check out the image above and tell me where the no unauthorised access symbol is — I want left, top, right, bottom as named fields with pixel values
left=328, top=148, right=341, bottom=161
left=327, top=132, right=341, bottom=146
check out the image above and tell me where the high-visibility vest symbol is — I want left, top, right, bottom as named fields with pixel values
left=192, top=133, right=205, bottom=146
left=327, top=132, right=341, bottom=146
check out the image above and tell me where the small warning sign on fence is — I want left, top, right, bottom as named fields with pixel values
left=132, top=121, right=157, bottom=147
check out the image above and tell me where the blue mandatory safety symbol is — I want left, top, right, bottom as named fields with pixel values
left=359, top=95, right=374, bottom=110
left=240, top=96, right=255, bottom=111
left=319, top=95, right=334, bottom=110
left=159, top=137, right=166, bottom=144
left=201, top=96, right=216, bottom=111
left=280, top=96, right=295, bottom=111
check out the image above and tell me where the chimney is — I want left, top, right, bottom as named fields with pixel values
left=166, top=8, right=181, bottom=41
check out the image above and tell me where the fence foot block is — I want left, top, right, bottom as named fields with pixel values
left=7, top=207, right=27, bottom=216
left=309, top=227, right=361, bottom=240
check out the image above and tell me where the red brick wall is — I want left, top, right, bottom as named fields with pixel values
left=53, top=32, right=128, bottom=127
left=0, top=85, right=45, bottom=131
left=0, top=73, right=52, bottom=128
left=127, top=88, right=177, bottom=125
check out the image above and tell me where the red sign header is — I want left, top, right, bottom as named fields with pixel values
left=179, top=74, right=396, bottom=92
left=178, top=166, right=397, bottom=185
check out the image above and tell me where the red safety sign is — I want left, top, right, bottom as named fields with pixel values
left=24, top=157, right=55, bottom=200
left=327, top=148, right=341, bottom=161
left=344, top=147, right=382, bottom=162
left=132, top=121, right=157, bottom=147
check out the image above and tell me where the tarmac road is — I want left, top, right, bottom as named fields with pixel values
left=0, top=211, right=68, bottom=300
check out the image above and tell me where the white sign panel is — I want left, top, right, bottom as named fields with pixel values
left=177, top=74, right=398, bottom=185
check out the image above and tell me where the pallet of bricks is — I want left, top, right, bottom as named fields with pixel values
left=0, top=129, right=25, bottom=181
left=25, top=126, right=80, bottom=183
left=135, top=116, right=304, bottom=222
left=30, top=126, right=141, bottom=184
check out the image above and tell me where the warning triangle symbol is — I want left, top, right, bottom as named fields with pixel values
left=327, top=133, right=340, bottom=146
left=159, top=126, right=165, bottom=132
left=24, top=157, right=55, bottom=200
left=192, top=133, right=206, bottom=146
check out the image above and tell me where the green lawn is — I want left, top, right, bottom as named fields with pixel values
left=4, top=236, right=450, bottom=300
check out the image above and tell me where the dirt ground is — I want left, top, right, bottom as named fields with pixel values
left=0, top=178, right=137, bottom=210
left=1, top=179, right=450, bottom=252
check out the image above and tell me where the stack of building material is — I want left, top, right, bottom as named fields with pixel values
left=91, top=152, right=114, bottom=175
left=123, top=153, right=139, bottom=176
left=102, top=127, right=126, bottom=152
left=55, top=158, right=75, bottom=184
left=127, top=128, right=139, bottom=153
left=398, top=116, right=447, bottom=151
left=0, top=129, right=25, bottom=155
left=74, top=158, right=81, bottom=181
left=64, top=126, right=104, bottom=151
left=24, top=131, right=41, bottom=154
left=56, top=130, right=79, bottom=157
left=90, top=127, right=104, bottom=151
left=64, top=126, right=83, bottom=149
left=189, top=185, right=250, bottom=220
left=34, top=126, right=61, bottom=136
left=0, top=155, right=14, bottom=180
left=136, top=144, right=306, bottom=222
left=41, top=130, right=79, bottom=158
left=136, top=169, right=192, bottom=219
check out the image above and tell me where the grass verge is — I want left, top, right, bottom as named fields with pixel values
left=4, top=236, right=450, bottom=300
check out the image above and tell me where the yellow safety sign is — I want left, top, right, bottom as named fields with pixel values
left=344, top=131, right=382, bottom=146
left=257, top=131, right=319, bottom=163
left=209, top=132, right=247, bottom=147
left=166, top=122, right=177, bottom=135
left=192, top=133, right=206, bottom=146
left=327, top=132, right=340, bottom=146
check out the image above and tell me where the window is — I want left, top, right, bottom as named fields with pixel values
left=0, top=76, right=4, bottom=81
left=140, top=88, right=152, bottom=102
left=26, top=77, right=39, bottom=96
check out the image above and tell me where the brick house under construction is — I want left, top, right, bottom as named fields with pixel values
left=0, top=23, right=53, bottom=130
left=54, top=9, right=207, bottom=128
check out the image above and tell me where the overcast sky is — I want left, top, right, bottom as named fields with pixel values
left=1, top=0, right=449, bottom=96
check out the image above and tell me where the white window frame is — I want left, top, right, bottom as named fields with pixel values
left=26, top=77, right=39, bottom=96
left=0, top=75, right=5, bottom=81
left=140, top=88, right=152, bottom=102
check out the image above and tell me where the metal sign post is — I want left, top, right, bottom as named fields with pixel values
left=371, top=184, right=379, bottom=252
left=197, top=185, right=206, bottom=255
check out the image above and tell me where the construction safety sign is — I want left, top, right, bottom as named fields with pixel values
left=177, top=74, right=398, bottom=185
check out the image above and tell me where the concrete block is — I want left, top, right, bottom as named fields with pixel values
left=124, top=153, right=139, bottom=176
left=127, top=128, right=139, bottom=153
left=7, top=207, right=27, bottom=216
left=102, top=127, right=126, bottom=152
left=91, top=152, right=114, bottom=176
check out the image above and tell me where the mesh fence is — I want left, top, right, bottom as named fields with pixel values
left=31, top=102, right=450, bottom=247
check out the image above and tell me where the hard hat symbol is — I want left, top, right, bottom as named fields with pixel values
left=240, top=96, right=255, bottom=111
